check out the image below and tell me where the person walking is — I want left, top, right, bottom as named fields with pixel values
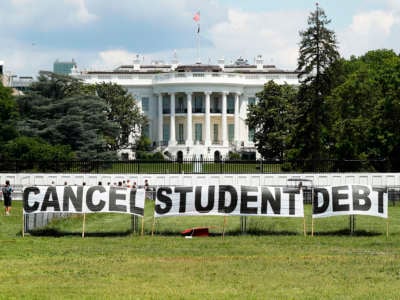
left=2, top=180, right=13, bottom=216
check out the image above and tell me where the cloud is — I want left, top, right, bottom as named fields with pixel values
left=65, top=0, right=98, bottom=24
left=0, top=0, right=98, bottom=29
left=349, top=10, right=398, bottom=36
left=339, top=8, right=400, bottom=58
left=207, top=9, right=307, bottom=69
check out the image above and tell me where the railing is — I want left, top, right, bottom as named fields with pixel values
left=175, top=108, right=187, bottom=113
left=1, top=159, right=399, bottom=174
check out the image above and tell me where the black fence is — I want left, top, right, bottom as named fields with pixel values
left=1, top=159, right=400, bottom=174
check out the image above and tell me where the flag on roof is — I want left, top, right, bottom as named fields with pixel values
left=193, top=11, right=200, bottom=22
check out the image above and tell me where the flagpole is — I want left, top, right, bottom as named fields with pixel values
left=193, top=11, right=201, bottom=63
left=197, top=25, right=200, bottom=63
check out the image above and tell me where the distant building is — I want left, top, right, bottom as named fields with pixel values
left=73, top=55, right=299, bottom=160
left=0, top=60, right=5, bottom=86
left=53, top=59, right=77, bottom=75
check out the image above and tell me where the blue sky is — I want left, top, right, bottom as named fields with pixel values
left=1, top=0, right=399, bottom=76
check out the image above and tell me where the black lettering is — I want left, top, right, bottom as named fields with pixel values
left=63, top=186, right=83, bottom=212
left=352, top=185, right=371, bottom=211
left=175, top=186, right=192, bottom=213
left=155, top=187, right=172, bottom=214
left=332, top=186, right=350, bottom=212
left=218, top=185, right=237, bottom=214
left=23, top=186, right=40, bottom=213
left=41, top=186, right=61, bottom=212
left=86, top=186, right=106, bottom=212
left=261, top=187, right=281, bottom=214
left=130, top=189, right=144, bottom=216
left=240, top=186, right=258, bottom=214
left=373, top=187, right=387, bottom=213
left=283, top=187, right=300, bottom=215
left=109, top=187, right=127, bottom=212
left=194, top=186, right=215, bottom=213
left=313, top=188, right=330, bottom=214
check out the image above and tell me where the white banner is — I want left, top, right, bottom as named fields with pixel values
left=23, top=186, right=145, bottom=216
left=154, top=185, right=304, bottom=218
left=312, top=185, right=388, bottom=218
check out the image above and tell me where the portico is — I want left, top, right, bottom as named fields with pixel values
left=156, top=90, right=243, bottom=156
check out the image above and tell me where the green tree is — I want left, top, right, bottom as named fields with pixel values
left=247, top=81, right=297, bottom=159
left=326, top=49, right=400, bottom=170
left=0, top=82, right=19, bottom=145
left=291, top=4, right=340, bottom=163
left=3, top=136, right=74, bottom=161
left=17, top=73, right=120, bottom=160
left=95, top=82, right=147, bottom=151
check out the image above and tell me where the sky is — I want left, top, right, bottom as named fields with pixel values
left=1, top=0, right=399, bottom=76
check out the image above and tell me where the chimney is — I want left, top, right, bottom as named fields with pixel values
left=217, top=58, right=225, bottom=70
left=133, top=54, right=141, bottom=71
left=255, top=55, right=263, bottom=70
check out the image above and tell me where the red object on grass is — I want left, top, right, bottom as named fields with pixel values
left=181, top=227, right=209, bottom=237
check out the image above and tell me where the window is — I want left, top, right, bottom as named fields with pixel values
left=211, top=97, right=220, bottom=113
left=142, top=97, right=149, bottom=111
left=177, top=96, right=185, bottom=113
left=162, top=95, right=170, bottom=113
left=213, top=124, right=219, bottom=142
left=194, top=95, right=204, bottom=113
left=195, top=123, right=202, bottom=142
left=227, top=95, right=234, bottom=113
left=248, top=128, right=255, bottom=142
left=163, top=124, right=170, bottom=142
left=178, top=124, right=184, bottom=143
left=248, top=97, right=256, bottom=106
left=228, top=124, right=234, bottom=142
left=142, top=125, right=150, bottom=137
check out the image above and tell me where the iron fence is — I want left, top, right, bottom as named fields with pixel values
left=1, top=159, right=400, bottom=174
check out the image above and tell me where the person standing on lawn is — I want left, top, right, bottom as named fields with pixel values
left=2, top=180, right=13, bottom=216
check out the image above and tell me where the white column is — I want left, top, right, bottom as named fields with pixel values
left=222, top=91, right=228, bottom=146
left=186, top=92, right=193, bottom=146
left=204, top=91, right=211, bottom=146
left=158, top=94, right=163, bottom=145
left=169, top=93, right=176, bottom=145
left=234, top=92, right=240, bottom=145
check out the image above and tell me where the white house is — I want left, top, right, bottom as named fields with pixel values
left=73, top=56, right=299, bottom=160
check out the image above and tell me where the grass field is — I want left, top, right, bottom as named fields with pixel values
left=1, top=201, right=400, bottom=299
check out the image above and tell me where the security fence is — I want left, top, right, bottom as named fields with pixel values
left=1, top=159, right=400, bottom=174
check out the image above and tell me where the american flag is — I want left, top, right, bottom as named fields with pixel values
left=193, top=11, right=200, bottom=22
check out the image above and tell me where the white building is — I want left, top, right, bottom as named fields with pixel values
left=73, top=56, right=299, bottom=160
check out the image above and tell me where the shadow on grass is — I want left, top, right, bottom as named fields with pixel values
left=27, top=228, right=133, bottom=237
left=312, top=229, right=382, bottom=237
left=152, top=229, right=301, bottom=237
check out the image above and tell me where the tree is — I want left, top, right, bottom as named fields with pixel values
left=247, top=81, right=297, bottom=159
left=3, top=136, right=74, bottom=161
left=291, top=4, right=340, bottom=163
left=326, top=50, right=400, bottom=170
left=0, top=82, right=19, bottom=145
left=17, top=73, right=120, bottom=160
left=95, top=82, right=147, bottom=151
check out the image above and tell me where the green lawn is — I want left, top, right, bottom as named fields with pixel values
left=1, top=201, right=400, bottom=299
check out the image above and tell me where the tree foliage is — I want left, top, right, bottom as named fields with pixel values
left=0, top=82, right=19, bottom=144
left=17, top=73, right=120, bottom=160
left=291, top=4, right=340, bottom=162
left=2, top=136, right=74, bottom=161
left=326, top=49, right=400, bottom=169
left=95, top=82, right=147, bottom=151
left=247, top=81, right=297, bottom=159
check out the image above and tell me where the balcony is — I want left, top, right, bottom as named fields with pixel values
left=175, top=108, right=187, bottom=114
left=210, top=108, right=222, bottom=113
left=193, top=107, right=205, bottom=113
